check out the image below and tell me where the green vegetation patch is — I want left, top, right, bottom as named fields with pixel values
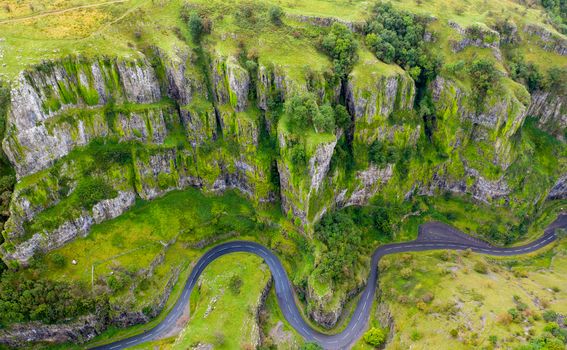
left=172, top=253, right=271, bottom=349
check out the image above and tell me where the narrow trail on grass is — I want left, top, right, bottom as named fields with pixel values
left=92, top=213, right=567, bottom=350
left=0, top=0, right=127, bottom=25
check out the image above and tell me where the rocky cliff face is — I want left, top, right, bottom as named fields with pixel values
left=527, top=90, right=566, bottom=140
left=548, top=174, right=567, bottom=200
left=0, top=34, right=564, bottom=337
left=3, top=58, right=163, bottom=178
left=430, top=76, right=528, bottom=169
left=523, top=24, right=567, bottom=56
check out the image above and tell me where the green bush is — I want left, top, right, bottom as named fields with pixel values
left=543, top=310, right=558, bottom=322
left=467, top=58, right=500, bottom=113
left=51, top=253, right=66, bottom=268
left=365, top=3, right=441, bottom=83
left=188, top=12, right=204, bottom=43
left=313, top=103, right=335, bottom=133
left=473, top=261, right=488, bottom=274
left=229, top=275, right=243, bottom=295
left=268, top=5, right=283, bottom=25
left=334, top=104, right=351, bottom=130
left=300, top=343, right=323, bottom=350
left=507, top=53, right=542, bottom=92
left=364, top=327, right=387, bottom=346
left=368, top=140, right=399, bottom=167
left=322, top=22, right=358, bottom=78
left=314, top=210, right=363, bottom=283
left=285, top=93, right=318, bottom=130
left=74, top=178, right=117, bottom=209
left=107, top=275, right=124, bottom=292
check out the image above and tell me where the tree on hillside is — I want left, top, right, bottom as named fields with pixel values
left=467, top=58, right=500, bottom=113
left=188, top=12, right=204, bottom=43
left=365, top=3, right=442, bottom=83
left=322, top=22, right=358, bottom=78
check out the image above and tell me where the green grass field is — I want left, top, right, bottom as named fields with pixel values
left=171, top=253, right=271, bottom=349
left=376, top=238, right=567, bottom=349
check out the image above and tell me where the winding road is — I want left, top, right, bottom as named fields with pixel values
left=92, top=214, right=567, bottom=350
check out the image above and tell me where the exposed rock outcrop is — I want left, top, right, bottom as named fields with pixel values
left=449, top=21, right=501, bottom=59
left=548, top=174, right=567, bottom=200
left=345, top=164, right=394, bottom=206
left=346, top=63, right=415, bottom=146
left=430, top=75, right=529, bottom=169
left=3, top=57, right=164, bottom=178
left=0, top=315, right=102, bottom=348
left=523, top=24, right=567, bottom=56
left=420, top=165, right=510, bottom=203
left=1, top=191, right=136, bottom=263
left=527, top=90, right=566, bottom=139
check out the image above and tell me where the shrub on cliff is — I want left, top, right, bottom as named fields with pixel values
left=75, top=178, right=117, bottom=209
left=467, top=58, right=500, bottom=113
left=269, top=5, right=284, bottom=25
left=364, top=327, right=387, bottom=347
left=188, top=12, right=203, bottom=41
left=366, top=3, right=441, bottom=83
left=285, top=93, right=340, bottom=134
left=322, top=22, right=358, bottom=78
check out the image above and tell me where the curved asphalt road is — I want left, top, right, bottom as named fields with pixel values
left=92, top=214, right=567, bottom=350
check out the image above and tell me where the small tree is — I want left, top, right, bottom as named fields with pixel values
left=543, top=309, right=558, bottom=322
left=188, top=12, right=204, bottom=43
left=229, top=275, right=243, bottom=295
left=313, top=104, right=335, bottom=133
left=467, top=58, right=499, bottom=112
left=364, top=327, right=387, bottom=347
left=322, top=22, right=358, bottom=77
left=269, top=6, right=284, bottom=25
left=286, top=93, right=318, bottom=129
left=300, top=343, right=323, bottom=350
left=334, top=104, right=351, bottom=130
left=51, top=253, right=66, bottom=268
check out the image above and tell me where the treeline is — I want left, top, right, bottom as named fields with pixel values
left=364, top=2, right=442, bottom=84
left=540, top=0, right=567, bottom=34
left=0, top=271, right=103, bottom=326
left=313, top=203, right=394, bottom=285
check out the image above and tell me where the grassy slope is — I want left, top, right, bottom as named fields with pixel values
left=372, top=238, right=567, bottom=349
left=171, top=253, right=271, bottom=349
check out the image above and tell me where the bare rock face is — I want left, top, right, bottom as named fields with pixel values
left=287, top=14, right=365, bottom=33
left=116, top=60, right=162, bottom=103
left=345, top=164, right=394, bottom=206
left=3, top=58, right=163, bottom=178
left=548, top=174, right=567, bottom=200
left=210, top=55, right=250, bottom=111
left=430, top=75, right=528, bottom=169
left=309, top=139, right=337, bottom=194
left=1, top=191, right=136, bottom=263
left=527, top=91, right=566, bottom=139
left=449, top=22, right=502, bottom=58
left=93, top=191, right=137, bottom=224
left=346, top=69, right=415, bottom=126
left=278, top=136, right=337, bottom=226
left=420, top=165, right=510, bottom=203
left=523, top=24, right=567, bottom=56
left=0, top=315, right=101, bottom=348
left=226, top=57, right=250, bottom=112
